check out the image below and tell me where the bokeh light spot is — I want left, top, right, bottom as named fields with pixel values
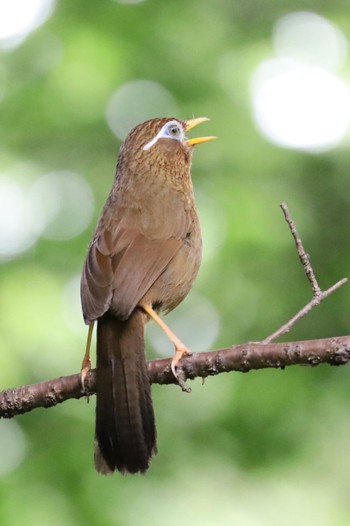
left=28, top=171, right=94, bottom=241
left=251, top=59, right=350, bottom=152
left=106, top=80, right=178, bottom=140
left=273, top=12, right=348, bottom=71
left=0, top=0, right=56, bottom=50
left=0, top=420, right=26, bottom=476
left=0, top=177, right=39, bottom=260
left=251, top=13, right=350, bottom=152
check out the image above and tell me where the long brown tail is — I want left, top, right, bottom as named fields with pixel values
left=94, top=308, right=157, bottom=474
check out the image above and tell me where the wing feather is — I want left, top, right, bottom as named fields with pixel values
left=81, top=191, right=192, bottom=324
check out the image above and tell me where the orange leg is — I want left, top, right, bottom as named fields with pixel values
left=80, top=322, right=94, bottom=389
left=141, top=304, right=192, bottom=378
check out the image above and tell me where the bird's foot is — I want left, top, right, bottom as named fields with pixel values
left=80, top=323, right=94, bottom=396
left=170, top=347, right=192, bottom=393
left=171, top=346, right=192, bottom=378
left=80, top=356, right=92, bottom=393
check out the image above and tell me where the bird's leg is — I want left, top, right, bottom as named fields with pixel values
left=141, top=304, right=192, bottom=378
left=80, top=322, right=94, bottom=389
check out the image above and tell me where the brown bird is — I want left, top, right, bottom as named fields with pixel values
left=80, top=116, right=215, bottom=475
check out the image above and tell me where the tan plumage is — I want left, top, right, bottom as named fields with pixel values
left=81, top=117, right=214, bottom=474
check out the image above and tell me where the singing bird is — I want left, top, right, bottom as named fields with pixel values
left=80, top=117, right=215, bottom=474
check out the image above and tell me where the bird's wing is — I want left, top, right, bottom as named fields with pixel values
left=81, top=197, right=192, bottom=323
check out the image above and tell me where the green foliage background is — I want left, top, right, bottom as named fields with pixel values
left=1, top=1, right=350, bottom=524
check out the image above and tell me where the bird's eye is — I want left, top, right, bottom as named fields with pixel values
left=166, top=123, right=181, bottom=137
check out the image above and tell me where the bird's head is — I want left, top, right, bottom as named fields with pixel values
left=116, top=117, right=216, bottom=186
left=121, top=117, right=216, bottom=164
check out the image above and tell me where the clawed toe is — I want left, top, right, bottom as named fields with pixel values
left=170, top=347, right=192, bottom=379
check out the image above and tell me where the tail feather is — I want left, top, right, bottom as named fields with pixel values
left=95, top=309, right=156, bottom=474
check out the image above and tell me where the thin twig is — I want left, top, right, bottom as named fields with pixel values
left=263, top=278, right=347, bottom=343
left=263, top=204, right=348, bottom=343
left=280, top=202, right=321, bottom=294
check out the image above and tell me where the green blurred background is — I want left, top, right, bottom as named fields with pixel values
left=1, top=0, right=350, bottom=524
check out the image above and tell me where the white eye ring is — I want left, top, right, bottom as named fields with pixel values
left=165, top=122, right=182, bottom=138
left=143, top=120, right=185, bottom=151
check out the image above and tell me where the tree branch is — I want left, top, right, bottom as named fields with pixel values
left=1, top=335, right=350, bottom=418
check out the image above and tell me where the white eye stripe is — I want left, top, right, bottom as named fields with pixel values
left=143, top=134, right=161, bottom=151
left=143, top=120, right=185, bottom=151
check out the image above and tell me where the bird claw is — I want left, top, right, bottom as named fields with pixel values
left=80, top=358, right=92, bottom=394
left=170, top=348, right=192, bottom=393
left=171, top=347, right=192, bottom=378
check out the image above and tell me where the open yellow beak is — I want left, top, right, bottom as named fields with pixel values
left=185, top=117, right=217, bottom=146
